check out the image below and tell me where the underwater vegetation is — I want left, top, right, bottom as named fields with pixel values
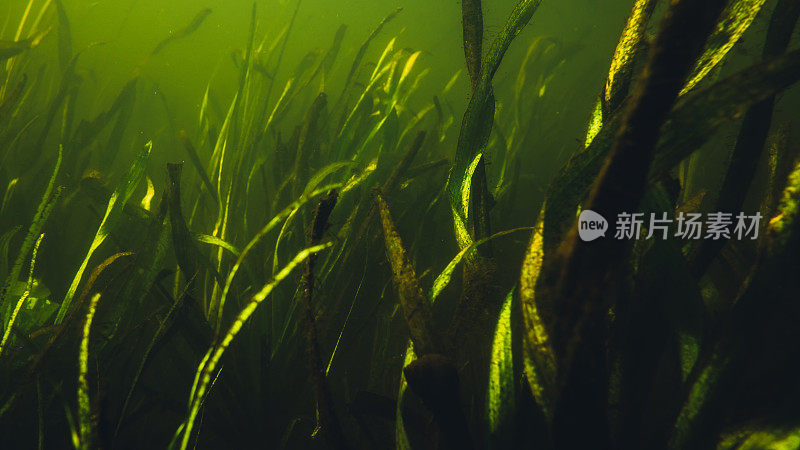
left=0, top=0, right=800, bottom=448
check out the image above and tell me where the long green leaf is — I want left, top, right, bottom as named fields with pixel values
left=681, top=0, right=767, bottom=94
left=77, top=293, right=101, bottom=450
left=180, top=242, right=332, bottom=450
left=195, top=233, right=240, bottom=257
left=2, top=147, right=61, bottom=322
left=216, top=183, right=342, bottom=330
left=0, top=232, right=43, bottom=358
left=487, top=289, right=515, bottom=448
left=429, top=226, right=532, bottom=302
left=56, top=142, right=151, bottom=323
left=519, top=208, right=556, bottom=420
left=448, top=0, right=542, bottom=247
left=0, top=28, right=47, bottom=62
left=151, top=9, right=213, bottom=56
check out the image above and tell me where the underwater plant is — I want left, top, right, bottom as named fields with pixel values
left=1, top=0, right=800, bottom=448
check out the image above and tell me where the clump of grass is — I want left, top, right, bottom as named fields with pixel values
left=0, top=232, right=43, bottom=358
left=56, top=142, right=151, bottom=323
left=178, top=242, right=332, bottom=450
left=1, top=0, right=800, bottom=448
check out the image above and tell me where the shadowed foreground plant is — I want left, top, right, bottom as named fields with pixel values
left=376, top=191, right=472, bottom=449
left=176, top=241, right=331, bottom=449
left=1, top=0, right=800, bottom=448
left=689, top=0, right=800, bottom=278
left=541, top=0, right=728, bottom=446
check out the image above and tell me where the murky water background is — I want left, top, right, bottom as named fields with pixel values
left=2, top=0, right=799, bottom=448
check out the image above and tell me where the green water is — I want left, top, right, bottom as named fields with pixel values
left=1, top=0, right=799, bottom=448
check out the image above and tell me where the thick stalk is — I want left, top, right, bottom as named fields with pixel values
left=545, top=0, right=728, bottom=447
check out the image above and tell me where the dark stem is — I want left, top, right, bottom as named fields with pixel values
left=301, top=190, right=348, bottom=450
left=546, top=0, right=728, bottom=447
left=462, top=0, right=483, bottom=91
